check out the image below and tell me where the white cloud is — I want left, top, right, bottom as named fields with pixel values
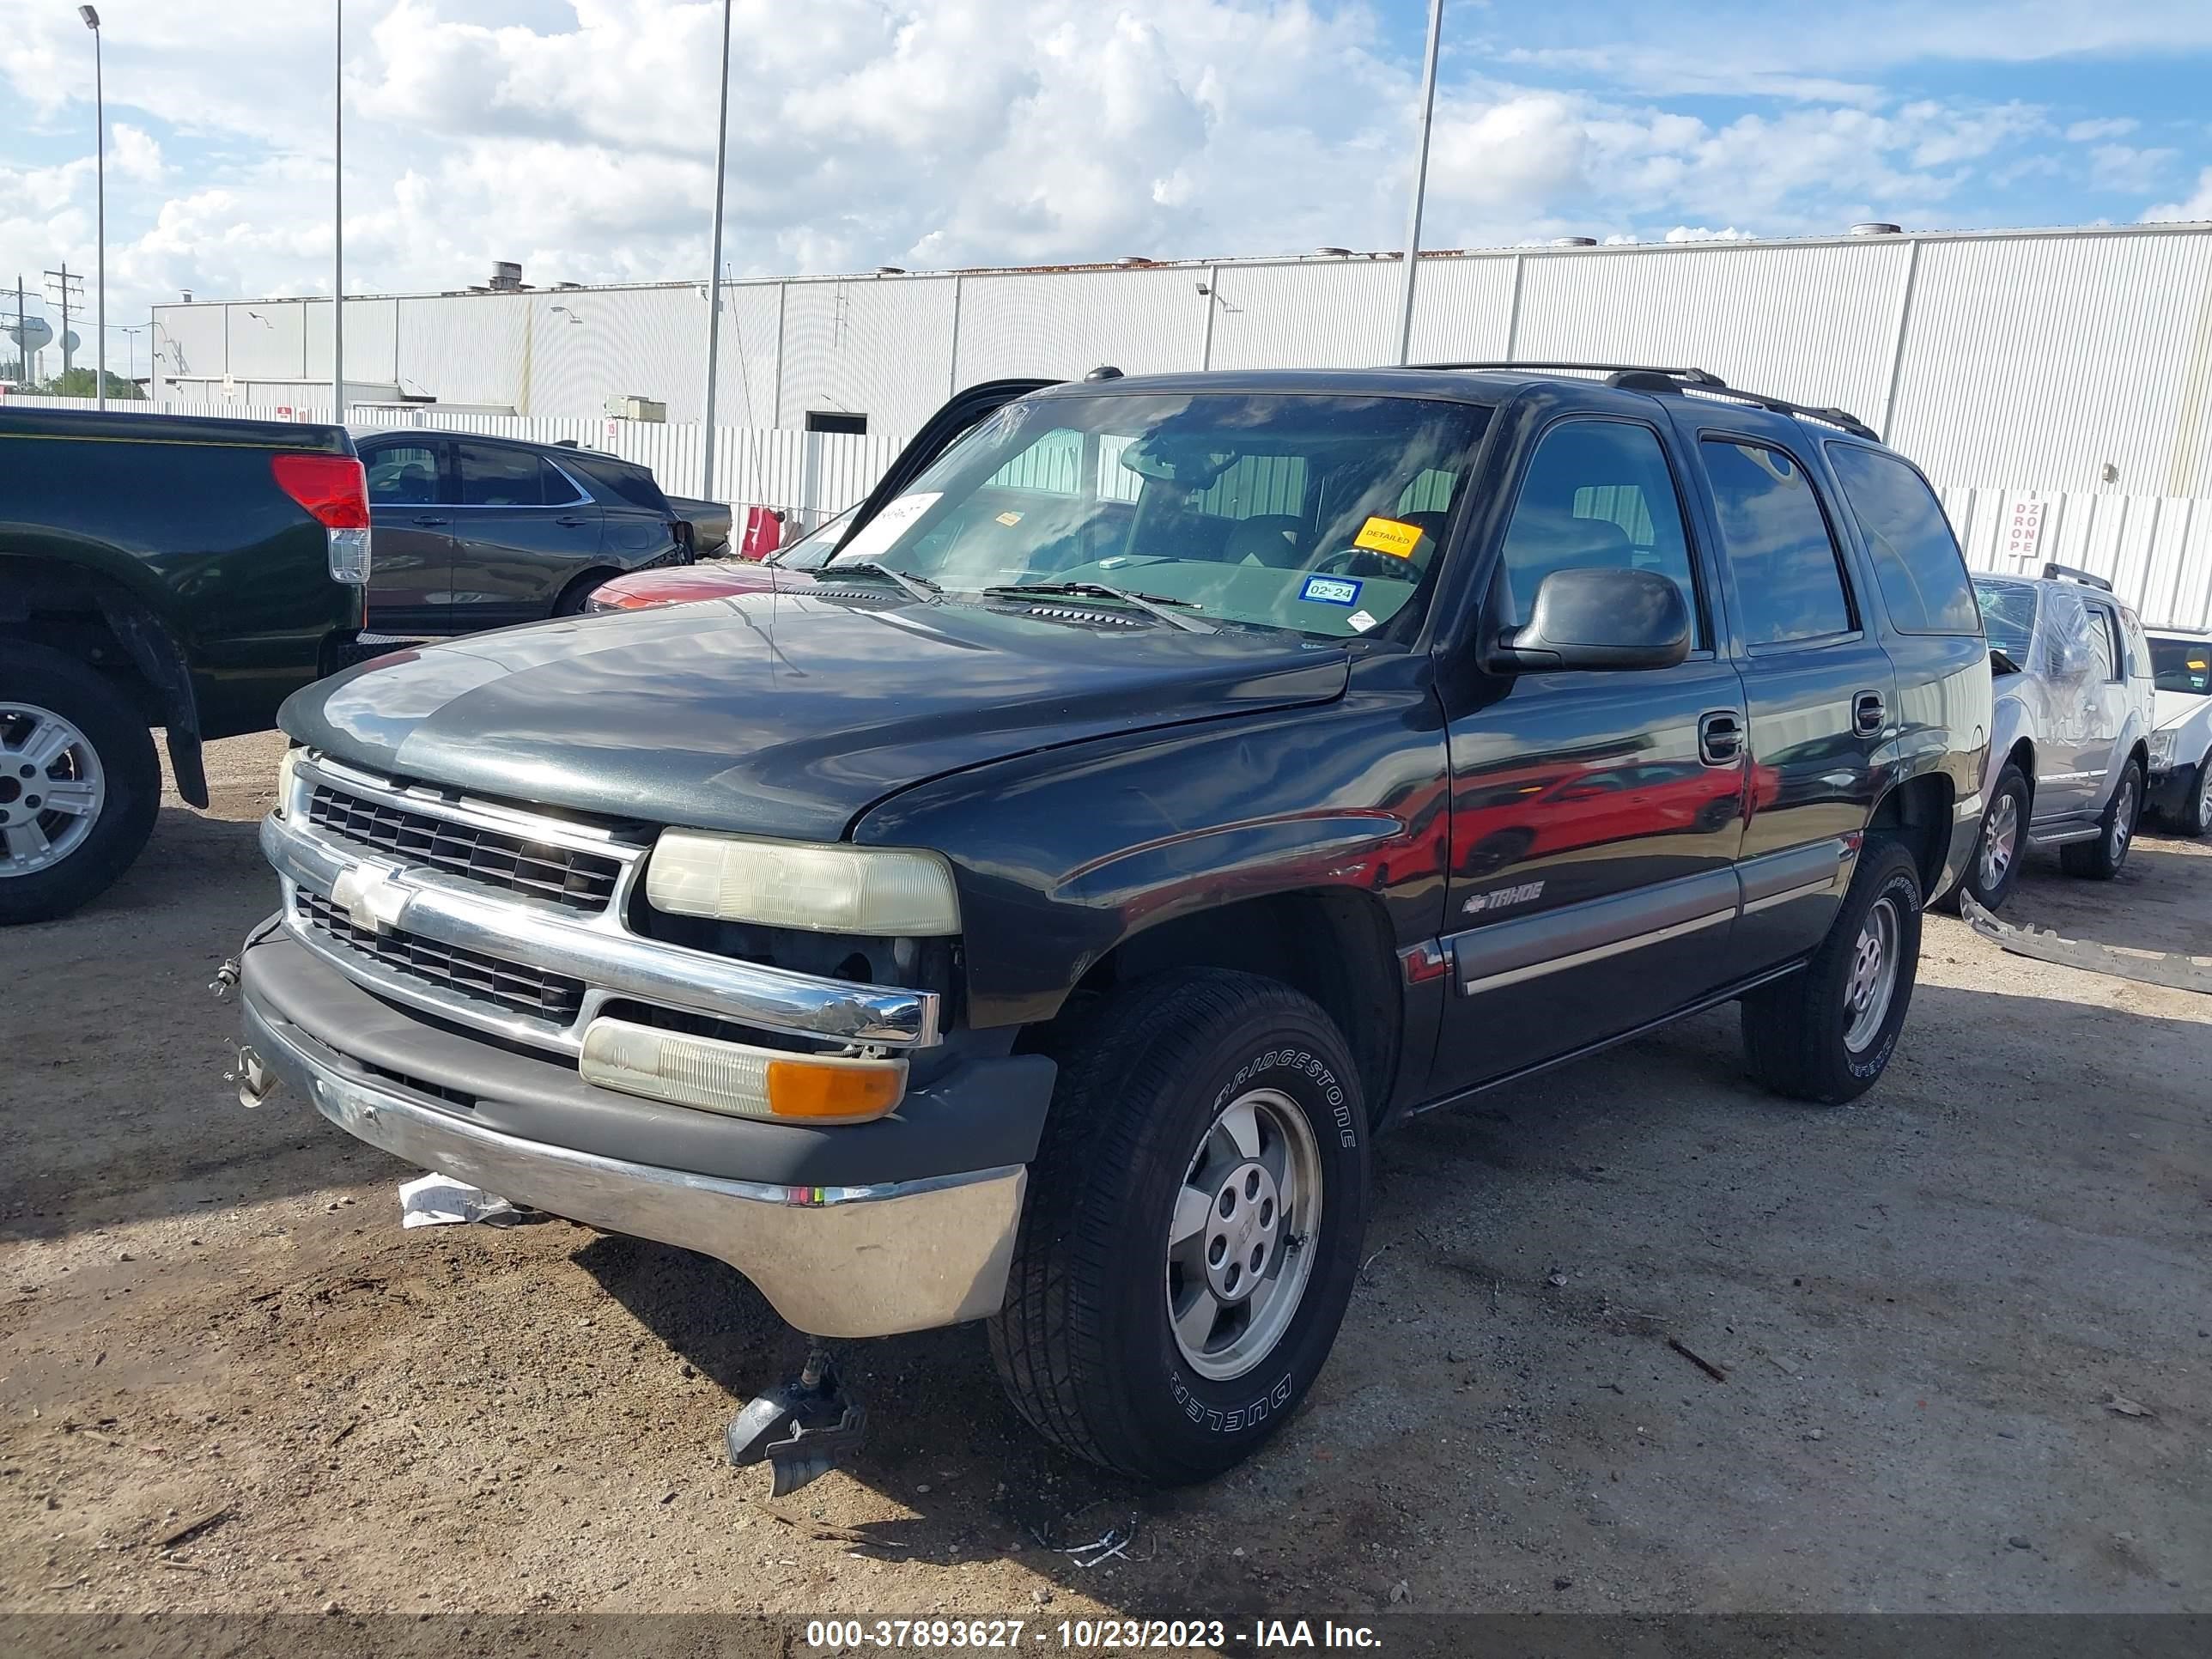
left=110, top=125, right=164, bottom=184
left=1665, top=225, right=1755, bottom=242
left=2065, top=117, right=2139, bottom=143
left=2087, top=144, right=2177, bottom=193
left=2143, top=166, right=2212, bottom=222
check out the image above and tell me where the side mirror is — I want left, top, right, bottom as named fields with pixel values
left=1486, top=567, right=1692, bottom=672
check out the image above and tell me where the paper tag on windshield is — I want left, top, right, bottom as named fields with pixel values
left=835, top=493, right=940, bottom=563
left=1346, top=609, right=1378, bottom=634
left=1353, top=516, right=1424, bottom=558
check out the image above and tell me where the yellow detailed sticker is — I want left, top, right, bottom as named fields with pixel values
left=1353, top=515, right=1425, bottom=558
left=995, top=510, right=1023, bottom=527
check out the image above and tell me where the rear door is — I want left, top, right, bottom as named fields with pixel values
left=2081, top=597, right=2132, bottom=805
left=1431, top=412, right=1747, bottom=1091
left=444, top=441, right=605, bottom=629
left=1680, top=425, right=1893, bottom=968
left=360, top=436, right=456, bottom=634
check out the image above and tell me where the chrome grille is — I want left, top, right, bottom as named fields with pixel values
left=306, top=782, right=621, bottom=911
left=294, top=888, right=586, bottom=1024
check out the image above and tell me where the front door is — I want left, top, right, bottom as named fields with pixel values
left=1682, top=429, right=1893, bottom=968
left=361, top=437, right=455, bottom=635
left=1433, top=414, right=1747, bottom=1091
left=442, top=440, right=606, bottom=630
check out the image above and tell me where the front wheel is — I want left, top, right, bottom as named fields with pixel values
left=1, top=646, right=161, bottom=926
left=2175, top=757, right=2212, bottom=838
left=1740, top=839, right=1923, bottom=1104
left=988, top=969, right=1370, bottom=1484
left=2061, top=758, right=2142, bottom=879
left=1944, top=762, right=2028, bottom=913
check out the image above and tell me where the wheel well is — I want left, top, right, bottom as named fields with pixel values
left=1868, top=772, right=1954, bottom=896
left=2003, top=738, right=2035, bottom=807
left=1062, top=890, right=1403, bottom=1121
left=0, top=559, right=163, bottom=723
left=556, top=567, right=623, bottom=611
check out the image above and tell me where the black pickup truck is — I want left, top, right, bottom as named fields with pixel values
left=230, top=366, right=1990, bottom=1488
left=2, top=407, right=368, bottom=923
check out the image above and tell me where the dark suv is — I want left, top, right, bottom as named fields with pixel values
left=231, top=365, right=1989, bottom=1488
left=356, top=431, right=690, bottom=635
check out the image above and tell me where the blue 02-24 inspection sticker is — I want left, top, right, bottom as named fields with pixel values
left=1300, top=575, right=1361, bottom=606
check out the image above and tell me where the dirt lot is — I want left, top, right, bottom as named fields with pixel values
left=3, top=729, right=2208, bottom=1620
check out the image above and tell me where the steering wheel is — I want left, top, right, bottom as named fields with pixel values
left=1312, top=547, right=1409, bottom=580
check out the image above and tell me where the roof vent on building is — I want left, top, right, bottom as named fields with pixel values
left=1315, top=246, right=1353, bottom=256
left=489, top=260, right=524, bottom=291
left=1550, top=236, right=1599, bottom=248
left=875, top=265, right=907, bottom=276
left=1115, top=256, right=1155, bottom=268
left=1850, top=222, right=1903, bottom=236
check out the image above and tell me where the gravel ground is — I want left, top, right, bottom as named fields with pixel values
left=3, top=729, right=2207, bottom=1620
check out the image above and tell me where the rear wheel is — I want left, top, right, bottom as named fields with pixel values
left=2177, top=757, right=2212, bottom=838
left=553, top=568, right=620, bottom=617
left=988, top=969, right=1370, bottom=1484
left=1741, top=839, right=1923, bottom=1104
left=0, top=646, right=160, bottom=925
left=1946, top=763, right=2028, bottom=912
left=2061, top=758, right=2142, bottom=878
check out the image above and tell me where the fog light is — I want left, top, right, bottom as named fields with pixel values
left=579, top=1017, right=905, bottom=1124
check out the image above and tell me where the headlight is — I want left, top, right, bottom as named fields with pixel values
left=646, top=830, right=960, bottom=935
left=2148, top=728, right=2176, bottom=769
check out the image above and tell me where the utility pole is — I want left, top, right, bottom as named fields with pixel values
left=332, top=0, right=344, bottom=417
left=13, top=276, right=25, bottom=386
left=46, top=265, right=84, bottom=378
left=82, top=6, right=106, bottom=407
left=700, top=0, right=734, bottom=498
left=1392, top=0, right=1445, bottom=366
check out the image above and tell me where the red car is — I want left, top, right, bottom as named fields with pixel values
left=584, top=505, right=852, bottom=612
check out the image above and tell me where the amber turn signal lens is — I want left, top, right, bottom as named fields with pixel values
left=764, top=1057, right=907, bottom=1121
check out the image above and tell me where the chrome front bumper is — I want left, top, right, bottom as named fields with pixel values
left=244, top=989, right=1026, bottom=1339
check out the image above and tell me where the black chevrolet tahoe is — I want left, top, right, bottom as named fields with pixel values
left=230, top=365, right=1990, bottom=1487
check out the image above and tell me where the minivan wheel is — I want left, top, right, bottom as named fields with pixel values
left=0, top=646, right=160, bottom=926
left=988, top=969, right=1370, bottom=1485
left=1740, top=839, right=1923, bottom=1105
left=2061, top=758, right=2142, bottom=879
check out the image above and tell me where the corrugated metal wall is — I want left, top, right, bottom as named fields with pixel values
left=146, top=226, right=2212, bottom=507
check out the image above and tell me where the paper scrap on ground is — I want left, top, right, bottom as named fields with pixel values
left=398, top=1171, right=517, bottom=1229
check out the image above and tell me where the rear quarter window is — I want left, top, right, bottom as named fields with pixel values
left=1826, top=444, right=1980, bottom=635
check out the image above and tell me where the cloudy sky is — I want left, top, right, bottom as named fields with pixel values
left=3, top=0, right=2209, bottom=370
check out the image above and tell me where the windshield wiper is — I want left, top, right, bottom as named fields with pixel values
left=830, top=561, right=941, bottom=603
left=985, top=581, right=1216, bottom=634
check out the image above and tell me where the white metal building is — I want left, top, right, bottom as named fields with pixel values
left=149, top=222, right=2212, bottom=497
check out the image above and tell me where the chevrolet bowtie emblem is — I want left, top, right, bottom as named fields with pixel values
left=330, top=866, right=410, bottom=933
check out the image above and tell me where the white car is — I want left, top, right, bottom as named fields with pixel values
left=2145, top=627, right=2212, bottom=836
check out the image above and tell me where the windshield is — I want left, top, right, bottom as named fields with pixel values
left=2150, top=635, right=2211, bottom=696
left=1973, top=580, right=2038, bottom=665
left=773, top=504, right=855, bottom=571
left=824, top=392, right=1493, bottom=638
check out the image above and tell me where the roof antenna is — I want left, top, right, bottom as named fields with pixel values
left=1084, top=365, right=1124, bottom=381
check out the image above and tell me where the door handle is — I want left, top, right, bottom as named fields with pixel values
left=1854, top=690, right=1887, bottom=734
left=412, top=515, right=449, bottom=526
left=1698, top=710, right=1743, bottom=767
left=555, top=514, right=592, bottom=527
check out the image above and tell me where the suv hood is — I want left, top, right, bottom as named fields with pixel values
left=282, top=590, right=1349, bottom=842
left=2153, top=688, right=2206, bottom=732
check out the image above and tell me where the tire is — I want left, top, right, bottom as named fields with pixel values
left=1740, top=838, right=1922, bottom=1105
left=553, top=569, right=620, bottom=617
left=2176, top=757, right=2212, bottom=839
left=1465, top=828, right=1535, bottom=878
left=0, top=645, right=161, bottom=926
left=2060, top=757, right=2142, bottom=879
left=1942, top=763, right=2029, bottom=913
left=988, top=969, right=1370, bottom=1485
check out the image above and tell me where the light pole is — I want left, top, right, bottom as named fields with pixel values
left=699, top=0, right=733, bottom=499
left=1393, top=0, right=1443, bottom=366
left=80, top=6, right=105, bottom=408
left=331, top=0, right=345, bottom=417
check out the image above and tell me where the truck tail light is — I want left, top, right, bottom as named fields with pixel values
left=272, top=452, right=373, bottom=585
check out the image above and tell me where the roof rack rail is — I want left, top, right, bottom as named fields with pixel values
left=2041, top=562, right=2113, bottom=592
left=1408, top=360, right=1881, bottom=441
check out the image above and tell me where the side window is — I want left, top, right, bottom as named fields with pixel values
left=538, top=459, right=586, bottom=507
left=1826, top=445, right=1979, bottom=634
left=1700, top=440, right=1854, bottom=646
left=1495, top=420, right=1704, bottom=645
left=456, top=441, right=547, bottom=507
left=363, top=443, right=441, bottom=506
left=2087, top=605, right=2122, bottom=682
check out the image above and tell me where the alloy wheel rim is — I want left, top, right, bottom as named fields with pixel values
left=0, top=702, right=106, bottom=878
left=1979, top=792, right=2018, bottom=890
left=2110, top=775, right=2136, bottom=860
left=1164, top=1087, right=1324, bottom=1382
left=1842, top=896, right=1900, bottom=1054
left=2200, top=763, right=2212, bottom=823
